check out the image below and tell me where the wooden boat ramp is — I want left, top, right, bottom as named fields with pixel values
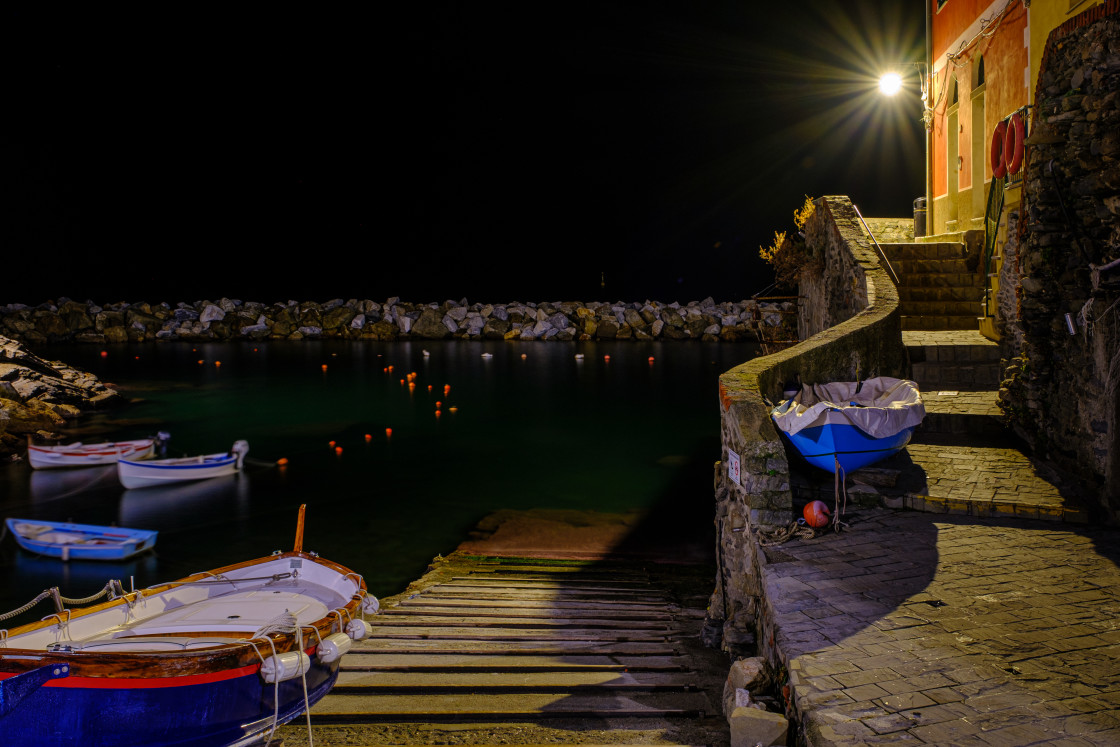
left=280, top=553, right=731, bottom=746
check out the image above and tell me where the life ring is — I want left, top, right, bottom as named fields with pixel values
left=1003, top=112, right=1025, bottom=175
left=991, top=120, right=1008, bottom=179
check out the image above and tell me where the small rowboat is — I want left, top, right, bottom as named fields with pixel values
left=27, top=433, right=168, bottom=470
left=771, top=377, right=926, bottom=474
left=0, top=505, right=377, bottom=747
left=5, top=519, right=158, bottom=561
left=117, top=440, right=249, bottom=490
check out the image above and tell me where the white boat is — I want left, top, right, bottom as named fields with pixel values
left=27, top=433, right=167, bottom=470
left=117, top=440, right=249, bottom=490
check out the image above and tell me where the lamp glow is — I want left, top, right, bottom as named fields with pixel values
left=878, top=72, right=902, bottom=96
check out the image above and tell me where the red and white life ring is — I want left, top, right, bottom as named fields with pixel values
left=1003, top=112, right=1025, bottom=175
left=991, top=119, right=1008, bottom=179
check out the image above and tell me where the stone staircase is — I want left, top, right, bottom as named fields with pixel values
left=880, top=239, right=986, bottom=332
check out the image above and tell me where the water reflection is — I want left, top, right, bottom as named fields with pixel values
left=118, top=473, right=249, bottom=528
left=29, top=465, right=119, bottom=505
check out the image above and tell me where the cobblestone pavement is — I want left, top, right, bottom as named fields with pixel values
left=761, top=508, right=1120, bottom=745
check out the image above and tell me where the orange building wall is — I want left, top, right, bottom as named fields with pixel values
left=930, top=1, right=1029, bottom=202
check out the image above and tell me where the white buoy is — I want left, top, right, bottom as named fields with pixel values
left=259, top=651, right=310, bottom=683
left=362, top=594, right=380, bottom=615
left=346, top=619, right=373, bottom=640
left=316, top=632, right=353, bottom=663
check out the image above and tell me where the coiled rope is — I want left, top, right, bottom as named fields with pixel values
left=0, top=581, right=119, bottom=622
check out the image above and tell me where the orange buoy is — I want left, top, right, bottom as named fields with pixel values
left=435, top=401, right=442, bottom=408
left=604, top=355, right=610, bottom=361
left=321, top=364, right=328, bottom=371
left=443, top=385, right=451, bottom=395
left=277, top=457, right=289, bottom=466
left=364, top=433, right=372, bottom=442
left=449, top=406, right=458, bottom=413
left=434, top=410, right=441, bottom=418
left=385, top=427, right=393, bottom=437
left=214, top=361, right=221, bottom=367
left=334, top=446, right=343, bottom=455
left=329, top=440, right=336, bottom=448
left=803, top=500, right=831, bottom=529
left=198, top=360, right=204, bottom=365
left=408, top=382, right=416, bottom=391
left=428, top=385, right=433, bottom=392
left=100, top=351, right=108, bottom=358
left=521, top=354, right=527, bottom=359
left=1003, top=111, right=1025, bottom=175
left=991, top=119, right=1008, bottom=179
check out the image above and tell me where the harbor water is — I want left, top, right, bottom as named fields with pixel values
left=0, top=339, right=757, bottom=620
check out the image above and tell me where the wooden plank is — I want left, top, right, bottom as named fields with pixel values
left=340, top=653, right=686, bottom=671
left=349, top=640, right=680, bottom=655
left=396, top=598, right=672, bottom=613
left=370, top=615, right=673, bottom=630
left=333, top=671, right=696, bottom=690
left=441, top=580, right=657, bottom=593
left=416, top=589, right=670, bottom=603
left=386, top=606, right=677, bottom=621
left=309, top=692, right=711, bottom=719
left=363, top=626, right=670, bottom=642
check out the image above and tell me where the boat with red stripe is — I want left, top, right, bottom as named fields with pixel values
left=0, top=505, right=377, bottom=746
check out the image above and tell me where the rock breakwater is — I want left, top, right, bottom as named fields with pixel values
left=0, top=297, right=795, bottom=345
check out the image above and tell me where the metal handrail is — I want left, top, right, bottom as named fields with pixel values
left=851, top=204, right=900, bottom=286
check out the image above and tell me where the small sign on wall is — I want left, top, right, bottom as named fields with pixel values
left=728, top=449, right=741, bottom=486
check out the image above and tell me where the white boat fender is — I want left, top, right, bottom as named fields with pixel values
left=362, top=594, right=380, bottom=615
left=316, top=632, right=352, bottom=663
left=259, top=651, right=310, bottom=683
left=346, top=619, right=372, bottom=641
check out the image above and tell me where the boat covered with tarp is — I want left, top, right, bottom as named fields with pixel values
left=771, top=376, right=926, bottom=475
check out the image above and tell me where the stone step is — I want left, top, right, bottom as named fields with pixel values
left=898, top=286, right=986, bottom=302
left=880, top=242, right=973, bottom=261
left=892, top=258, right=979, bottom=275
left=896, top=272, right=986, bottom=289
left=917, top=390, right=1005, bottom=435
left=900, top=300, right=985, bottom=317
left=901, top=315, right=982, bottom=331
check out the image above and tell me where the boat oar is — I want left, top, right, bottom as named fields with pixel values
left=293, top=504, right=306, bottom=553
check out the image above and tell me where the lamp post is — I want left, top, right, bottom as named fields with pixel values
left=878, top=63, right=934, bottom=237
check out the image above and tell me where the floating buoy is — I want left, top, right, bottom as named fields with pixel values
left=329, top=441, right=336, bottom=448
left=423, top=350, right=430, bottom=357
left=604, top=355, right=610, bottom=361
left=427, top=385, right=433, bottom=392
left=321, top=364, right=328, bottom=371
left=198, top=360, right=204, bottom=365
left=434, top=410, right=441, bottom=418
left=648, top=356, right=655, bottom=363
left=443, top=385, right=451, bottom=395
left=449, top=406, right=458, bottom=413
left=387, top=365, right=394, bottom=372
left=435, top=401, right=442, bottom=408
left=803, top=500, right=831, bottom=529
left=575, top=354, right=584, bottom=360
left=253, top=348, right=258, bottom=352
left=400, top=379, right=405, bottom=385
left=100, top=351, right=108, bottom=358
left=408, top=382, right=416, bottom=391
left=521, top=354, right=527, bottom=359
left=214, top=361, right=221, bottom=367
left=481, top=353, right=493, bottom=359
left=134, top=356, right=140, bottom=360
left=364, top=433, right=372, bottom=442
left=334, top=446, right=343, bottom=455
left=385, top=427, right=392, bottom=438
left=277, top=457, right=289, bottom=466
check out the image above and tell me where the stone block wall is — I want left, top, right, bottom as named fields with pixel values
left=708, top=196, right=908, bottom=654
left=999, top=4, right=1120, bottom=518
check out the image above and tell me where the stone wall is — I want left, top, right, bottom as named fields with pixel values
left=999, top=4, right=1120, bottom=519
left=0, top=297, right=795, bottom=346
left=708, top=196, right=908, bottom=660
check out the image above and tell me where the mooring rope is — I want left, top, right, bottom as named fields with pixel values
left=0, top=581, right=118, bottom=622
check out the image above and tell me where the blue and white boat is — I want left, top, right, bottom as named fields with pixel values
left=5, top=519, right=158, bottom=561
left=117, top=440, right=249, bottom=490
left=772, top=377, right=925, bottom=475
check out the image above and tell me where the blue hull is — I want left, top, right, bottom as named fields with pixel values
left=0, top=659, right=338, bottom=746
left=785, top=422, right=916, bottom=474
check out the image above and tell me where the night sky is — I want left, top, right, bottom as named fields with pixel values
left=4, top=3, right=925, bottom=306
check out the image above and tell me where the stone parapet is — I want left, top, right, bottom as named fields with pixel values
left=709, top=195, right=907, bottom=664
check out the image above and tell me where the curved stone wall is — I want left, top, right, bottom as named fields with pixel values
left=708, top=196, right=908, bottom=657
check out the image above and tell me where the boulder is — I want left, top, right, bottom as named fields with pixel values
left=411, top=308, right=450, bottom=338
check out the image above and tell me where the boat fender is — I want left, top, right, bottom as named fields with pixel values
left=346, top=619, right=373, bottom=641
left=259, top=651, right=311, bottom=683
left=362, top=594, right=380, bottom=615
left=316, top=632, right=353, bottom=663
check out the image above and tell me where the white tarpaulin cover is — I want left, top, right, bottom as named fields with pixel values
left=772, top=376, right=926, bottom=439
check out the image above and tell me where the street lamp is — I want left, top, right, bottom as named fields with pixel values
left=878, top=63, right=934, bottom=237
